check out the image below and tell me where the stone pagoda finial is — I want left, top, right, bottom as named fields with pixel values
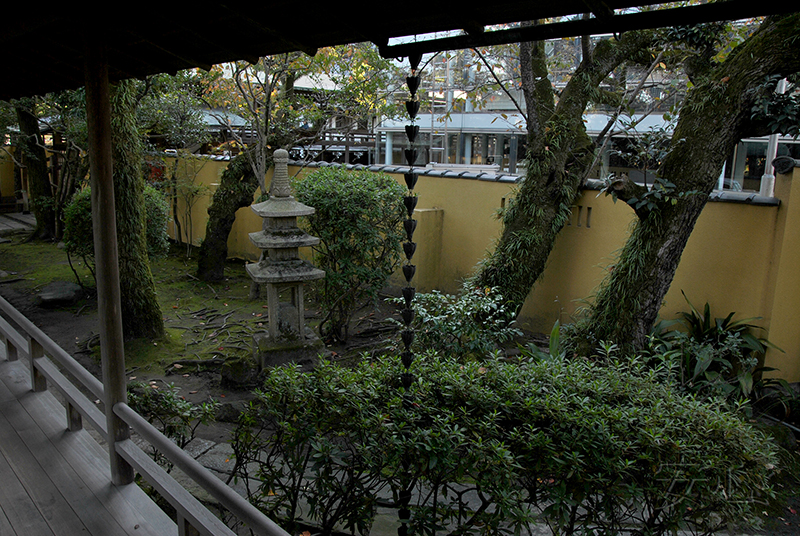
left=270, top=149, right=292, bottom=198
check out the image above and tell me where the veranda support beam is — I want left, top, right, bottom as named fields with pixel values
left=379, top=0, right=794, bottom=58
left=83, top=33, right=134, bottom=486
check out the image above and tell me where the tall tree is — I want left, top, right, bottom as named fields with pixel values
left=110, top=80, right=165, bottom=339
left=473, top=28, right=658, bottom=308
left=14, top=98, right=57, bottom=239
left=195, top=150, right=259, bottom=281
left=573, top=13, right=800, bottom=353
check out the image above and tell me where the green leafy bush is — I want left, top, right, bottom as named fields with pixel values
left=62, top=188, right=95, bottom=281
left=648, top=292, right=782, bottom=405
left=294, top=167, right=405, bottom=342
left=231, top=352, right=776, bottom=535
left=142, top=183, right=170, bottom=259
left=127, top=381, right=218, bottom=472
left=390, top=283, right=521, bottom=359
left=63, top=184, right=170, bottom=284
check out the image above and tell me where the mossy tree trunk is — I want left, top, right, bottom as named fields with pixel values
left=14, top=99, right=57, bottom=239
left=196, top=151, right=262, bottom=282
left=111, top=80, right=165, bottom=339
left=474, top=30, right=655, bottom=310
left=575, top=14, right=800, bottom=353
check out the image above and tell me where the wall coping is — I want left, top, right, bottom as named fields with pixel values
left=185, top=154, right=783, bottom=206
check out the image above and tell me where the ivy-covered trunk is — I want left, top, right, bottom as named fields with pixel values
left=475, top=132, right=593, bottom=308
left=475, top=30, right=654, bottom=311
left=575, top=14, right=800, bottom=353
left=196, top=152, right=261, bottom=282
left=111, top=80, right=165, bottom=339
left=15, top=100, right=57, bottom=239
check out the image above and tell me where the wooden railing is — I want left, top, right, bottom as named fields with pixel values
left=0, top=295, right=288, bottom=536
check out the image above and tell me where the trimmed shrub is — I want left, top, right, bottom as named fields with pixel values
left=63, top=184, right=170, bottom=283
left=231, top=352, right=776, bottom=535
left=142, top=183, right=170, bottom=259
left=294, top=167, right=405, bottom=342
left=390, top=282, right=522, bottom=359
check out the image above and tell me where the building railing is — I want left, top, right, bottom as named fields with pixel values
left=0, top=295, right=288, bottom=536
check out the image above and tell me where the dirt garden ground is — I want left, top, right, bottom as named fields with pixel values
left=2, top=230, right=800, bottom=534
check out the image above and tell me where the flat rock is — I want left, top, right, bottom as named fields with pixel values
left=183, top=437, right=217, bottom=459
left=34, top=281, right=83, bottom=307
left=196, top=442, right=236, bottom=475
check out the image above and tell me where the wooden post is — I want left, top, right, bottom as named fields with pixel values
left=84, top=34, right=134, bottom=486
left=177, top=513, right=201, bottom=536
left=4, top=336, right=18, bottom=361
left=28, top=337, right=46, bottom=392
left=67, top=402, right=83, bottom=432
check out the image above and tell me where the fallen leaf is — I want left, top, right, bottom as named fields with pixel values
left=183, top=374, right=190, bottom=378
left=189, top=391, right=198, bottom=394
left=173, top=364, right=184, bottom=369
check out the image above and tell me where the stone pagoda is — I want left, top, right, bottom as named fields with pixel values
left=246, top=149, right=325, bottom=370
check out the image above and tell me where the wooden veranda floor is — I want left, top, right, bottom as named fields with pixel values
left=0, top=352, right=176, bottom=535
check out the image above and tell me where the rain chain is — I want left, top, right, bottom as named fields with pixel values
left=400, top=53, right=422, bottom=390
left=397, top=52, right=422, bottom=536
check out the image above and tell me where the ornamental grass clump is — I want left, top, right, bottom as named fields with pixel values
left=232, top=351, right=776, bottom=536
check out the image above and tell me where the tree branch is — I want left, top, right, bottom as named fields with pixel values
left=472, top=47, right=525, bottom=118
left=604, top=174, right=651, bottom=217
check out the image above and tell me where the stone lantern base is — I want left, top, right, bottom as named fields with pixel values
left=253, top=327, right=325, bottom=372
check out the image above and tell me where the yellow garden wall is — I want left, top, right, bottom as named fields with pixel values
left=0, top=150, right=16, bottom=199
left=170, top=155, right=800, bottom=380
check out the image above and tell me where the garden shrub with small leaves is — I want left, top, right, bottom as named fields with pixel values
left=231, top=351, right=776, bottom=536
left=389, top=283, right=522, bottom=359
left=294, top=167, right=405, bottom=343
left=127, top=382, right=218, bottom=472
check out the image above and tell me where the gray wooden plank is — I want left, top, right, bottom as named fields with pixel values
left=0, top=507, right=17, bottom=536
left=1, top=397, right=130, bottom=536
left=0, top=407, right=89, bottom=535
left=33, top=356, right=108, bottom=438
left=0, top=359, right=175, bottom=535
left=8, top=369, right=176, bottom=535
left=0, top=362, right=18, bottom=403
left=0, top=441, right=52, bottom=535
left=0, top=356, right=33, bottom=396
left=0, top=315, right=27, bottom=357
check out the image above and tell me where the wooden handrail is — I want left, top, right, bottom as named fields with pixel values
left=0, top=295, right=289, bottom=536
left=116, top=403, right=289, bottom=536
left=0, top=295, right=103, bottom=399
left=115, top=438, right=236, bottom=536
